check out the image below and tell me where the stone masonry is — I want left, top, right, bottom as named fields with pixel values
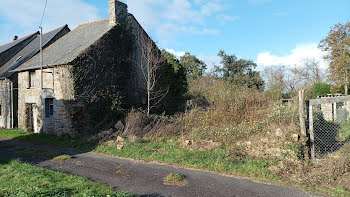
left=18, top=66, right=74, bottom=134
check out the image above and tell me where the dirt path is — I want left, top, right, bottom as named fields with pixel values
left=0, top=138, right=320, bottom=197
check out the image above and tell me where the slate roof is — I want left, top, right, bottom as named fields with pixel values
left=0, top=32, right=39, bottom=54
left=15, top=18, right=113, bottom=72
left=0, top=25, right=70, bottom=78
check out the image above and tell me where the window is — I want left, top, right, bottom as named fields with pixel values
left=45, top=98, right=54, bottom=118
left=29, top=71, right=35, bottom=88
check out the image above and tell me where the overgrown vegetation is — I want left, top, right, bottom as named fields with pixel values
left=2, top=21, right=350, bottom=197
left=69, top=21, right=135, bottom=133
left=0, top=158, right=132, bottom=196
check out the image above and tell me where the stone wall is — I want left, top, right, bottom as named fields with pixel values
left=321, top=103, right=334, bottom=121
left=18, top=66, right=74, bottom=134
left=0, top=79, right=12, bottom=128
left=128, top=14, right=148, bottom=107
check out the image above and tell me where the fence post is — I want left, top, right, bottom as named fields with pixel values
left=299, top=90, right=307, bottom=136
left=308, top=104, right=315, bottom=160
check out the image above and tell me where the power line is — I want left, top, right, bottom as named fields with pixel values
left=39, top=0, right=48, bottom=28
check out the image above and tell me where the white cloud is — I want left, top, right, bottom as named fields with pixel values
left=165, top=49, right=221, bottom=72
left=256, top=43, right=329, bottom=69
left=0, top=0, right=100, bottom=43
left=165, top=49, right=186, bottom=58
left=165, top=0, right=203, bottom=24
left=201, top=2, right=225, bottom=16
left=217, top=15, right=239, bottom=24
left=125, top=0, right=229, bottom=47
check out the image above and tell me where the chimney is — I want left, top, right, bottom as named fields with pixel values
left=109, top=0, right=128, bottom=25
left=13, top=36, right=18, bottom=41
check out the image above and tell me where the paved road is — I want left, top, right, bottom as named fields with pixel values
left=0, top=138, right=321, bottom=197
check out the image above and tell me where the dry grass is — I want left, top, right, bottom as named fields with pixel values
left=123, top=109, right=181, bottom=138
left=119, top=77, right=350, bottom=196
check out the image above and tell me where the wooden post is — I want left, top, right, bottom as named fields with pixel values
left=299, top=90, right=307, bottom=136
left=309, top=104, right=315, bottom=160
left=333, top=102, right=337, bottom=122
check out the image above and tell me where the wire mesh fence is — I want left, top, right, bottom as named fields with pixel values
left=308, top=97, right=350, bottom=159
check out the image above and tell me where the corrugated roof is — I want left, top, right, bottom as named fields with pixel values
left=15, top=18, right=112, bottom=72
left=0, top=32, right=39, bottom=54
left=0, top=25, right=70, bottom=78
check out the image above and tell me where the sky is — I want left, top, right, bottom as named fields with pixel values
left=0, top=0, right=349, bottom=71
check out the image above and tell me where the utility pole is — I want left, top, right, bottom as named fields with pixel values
left=40, top=26, right=43, bottom=90
left=39, top=0, right=47, bottom=90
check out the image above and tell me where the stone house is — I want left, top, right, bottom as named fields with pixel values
left=0, top=26, right=69, bottom=128
left=14, top=0, right=153, bottom=134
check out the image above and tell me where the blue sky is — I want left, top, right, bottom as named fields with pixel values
left=0, top=0, right=349, bottom=70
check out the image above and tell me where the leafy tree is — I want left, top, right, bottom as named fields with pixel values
left=180, top=52, right=207, bottom=82
left=214, top=50, right=264, bottom=90
left=160, top=50, right=188, bottom=112
left=311, top=82, right=331, bottom=98
left=319, top=22, right=350, bottom=94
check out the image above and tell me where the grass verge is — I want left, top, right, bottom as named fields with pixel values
left=0, top=129, right=348, bottom=197
left=0, top=157, right=133, bottom=196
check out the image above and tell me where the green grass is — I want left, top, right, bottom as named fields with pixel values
left=0, top=158, right=133, bottom=197
left=52, top=155, right=72, bottom=162
left=95, top=140, right=275, bottom=180
left=16, top=148, right=61, bottom=159
left=1, top=129, right=348, bottom=197
left=0, top=129, right=95, bottom=151
left=0, top=129, right=274, bottom=180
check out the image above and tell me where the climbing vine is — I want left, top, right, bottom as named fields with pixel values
left=69, top=22, right=135, bottom=133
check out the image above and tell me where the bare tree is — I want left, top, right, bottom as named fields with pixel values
left=263, top=59, right=326, bottom=98
left=303, top=58, right=325, bottom=84
left=136, top=31, right=168, bottom=115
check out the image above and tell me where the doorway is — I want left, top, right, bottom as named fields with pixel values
left=25, top=104, right=33, bottom=132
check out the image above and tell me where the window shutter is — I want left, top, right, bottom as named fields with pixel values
left=26, top=72, right=30, bottom=89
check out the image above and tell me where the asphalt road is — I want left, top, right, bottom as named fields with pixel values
left=0, top=138, right=321, bottom=197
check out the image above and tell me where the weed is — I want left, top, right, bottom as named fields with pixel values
left=52, top=155, right=72, bottom=162
left=115, top=164, right=127, bottom=176
left=164, top=173, right=187, bottom=186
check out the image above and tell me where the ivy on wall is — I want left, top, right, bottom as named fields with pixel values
left=69, top=22, right=135, bottom=133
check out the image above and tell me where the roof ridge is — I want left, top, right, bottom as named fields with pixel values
left=0, top=31, right=39, bottom=47
left=42, top=24, right=68, bottom=35
left=78, top=18, right=109, bottom=27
